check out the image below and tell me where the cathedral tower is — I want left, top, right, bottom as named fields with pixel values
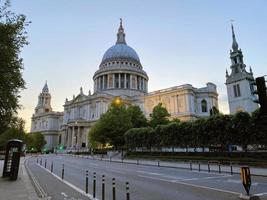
left=35, top=81, right=52, bottom=114
left=226, top=24, right=258, bottom=114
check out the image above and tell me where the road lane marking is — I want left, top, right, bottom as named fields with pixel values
left=182, top=175, right=232, bottom=181
left=37, top=163, right=98, bottom=200
left=61, top=192, right=68, bottom=197
left=109, top=169, right=126, bottom=174
left=254, top=192, right=267, bottom=196
left=136, top=170, right=161, bottom=175
left=138, top=174, right=240, bottom=195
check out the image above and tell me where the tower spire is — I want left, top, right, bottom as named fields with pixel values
left=116, top=18, right=126, bottom=44
left=231, top=23, right=239, bottom=51
left=42, top=80, right=49, bottom=93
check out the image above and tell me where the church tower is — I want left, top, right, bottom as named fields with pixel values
left=35, top=81, right=52, bottom=114
left=226, top=24, right=258, bottom=114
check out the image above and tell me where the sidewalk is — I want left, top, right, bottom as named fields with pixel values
left=0, top=157, right=40, bottom=200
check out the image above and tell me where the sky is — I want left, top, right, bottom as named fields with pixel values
left=9, top=0, right=267, bottom=131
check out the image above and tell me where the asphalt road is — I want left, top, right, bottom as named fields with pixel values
left=27, top=154, right=267, bottom=200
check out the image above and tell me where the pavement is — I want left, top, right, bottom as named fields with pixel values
left=0, top=157, right=39, bottom=200
left=27, top=154, right=267, bottom=200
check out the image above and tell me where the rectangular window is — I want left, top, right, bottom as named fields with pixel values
left=126, top=74, right=130, bottom=88
left=233, top=84, right=241, bottom=97
left=120, top=73, right=124, bottom=88
left=115, top=74, right=119, bottom=88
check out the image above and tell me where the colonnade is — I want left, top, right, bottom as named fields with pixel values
left=94, top=73, right=147, bottom=92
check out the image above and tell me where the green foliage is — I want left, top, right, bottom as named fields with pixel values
left=26, top=132, right=46, bottom=151
left=125, top=110, right=264, bottom=152
left=125, top=127, right=154, bottom=149
left=89, top=101, right=132, bottom=149
left=0, top=1, right=29, bottom=133
left=0, top=127, right=25, bottom=148
left=149, top=103, right=170, bottom=128
left=209, top=106, right=220, bottom=116
left=127, top=105, right=147, bottom=128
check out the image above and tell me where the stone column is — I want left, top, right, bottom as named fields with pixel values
left=130, top=75, right=132, bottom=89
left=118, top=73, right=121, bottom=88
left=138, top=76, right=142, bottom=90
left=85, top=128, right=88, bottom=147
left=124, top=73, right=127, bottom=88
left=102, top=76, right=105, bottom=89
left=71, top=126, right=75, bottom=147
left=112, top=74, right=115, bottom=88
left=78, top=126, right=80, bottom=147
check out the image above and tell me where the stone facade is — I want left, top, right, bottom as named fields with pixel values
left=226, top=24, right=258, bottom=114
left=30, top=82, right=63, bottom=150
left=58, top=20, right=218, bottom=149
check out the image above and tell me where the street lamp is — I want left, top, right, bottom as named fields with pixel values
left=114, top=97, right=122, bottom=105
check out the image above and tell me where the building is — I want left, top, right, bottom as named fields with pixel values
left=59, top=20, right=218, bottom=149
left=226, top=24, right=258, bottom=114
left=30, top=81, right=63, bottom=150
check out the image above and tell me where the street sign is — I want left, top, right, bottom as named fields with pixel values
left=240, top=167, right=251, bottom=195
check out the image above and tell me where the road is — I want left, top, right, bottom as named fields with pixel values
left=26, top=154, right=267, bottom=200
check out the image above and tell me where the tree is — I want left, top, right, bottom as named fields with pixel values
left=0, top=1, right=29, bottom=134
left=89, top=101, right=132, bottom=149
left=251, top=109, right=267, bottom=147
left=232, top=112, right=252, bottom=152
left=149, top=103, right=170, bottom=128
left=26, top=132, right=46, bottom=151
left=127, top=105, right=147, bottom=128
left=0, top=127, right=25, bottom=148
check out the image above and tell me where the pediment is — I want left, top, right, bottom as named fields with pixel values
left=73, top=94, right=87, bottom=103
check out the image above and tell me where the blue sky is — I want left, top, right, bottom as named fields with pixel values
left=10, top=0, right=267, bottom=130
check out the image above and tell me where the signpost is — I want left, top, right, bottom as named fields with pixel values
left=240, top=166, right=251, bottom=196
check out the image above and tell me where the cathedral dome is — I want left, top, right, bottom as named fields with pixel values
left=93, top=19, right=148, bottom=97
left=102, top=43, right=140, bottom=64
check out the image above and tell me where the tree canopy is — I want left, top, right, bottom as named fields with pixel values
left=0, top=1, right=29, bottom=133
left=149, top=103, right=170, bottom=128
left=89, top=101, right=133, bottom=149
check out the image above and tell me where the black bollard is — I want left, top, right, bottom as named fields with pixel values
left=102, top=175, right=105, bottom=200
left=137, top=160, right=139, bottom=165
left=37, top=158, right=38, bottom=163
left=126, top=182, right=130, bottom=200
left=198, top=162, right=200, bottom=171
left=190, top=161, right=192, bottom=171
left=208, top=162, right=210, bottom=173
left=62, top=164, right=64, bottom=179
left=40, top=158, right=42, bottom=166
left=218, top=164, right=221, bottom=174
left=51, top=161, right=53, bottom=173
left=45, top=159, right=47, bottom=168
left=85, top=170, right=89, bottom=194
left=230, top=163, right=233, bottom=175
left=158, top=160, right=160, bottom=167
left=112, top=178, right=116, bottom=200
left=93, top=172, right=96, bottom=198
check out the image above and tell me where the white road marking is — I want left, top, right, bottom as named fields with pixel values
left=182, top=175, right=232, bottom=181
left=109, top=169, right=126, bottom=174
left=254, top=192, right=267, bottom=196
left=61, top=192, right=68, bottom=197
left=37, top=164, right=98, bottom=200
left=138, top=174, right=241, bottom=195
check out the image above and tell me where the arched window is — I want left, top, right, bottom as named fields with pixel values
left=201, top=99, right=207, bottom=113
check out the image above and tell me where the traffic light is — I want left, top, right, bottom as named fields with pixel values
left=252, top=76, right=267, bottom=115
